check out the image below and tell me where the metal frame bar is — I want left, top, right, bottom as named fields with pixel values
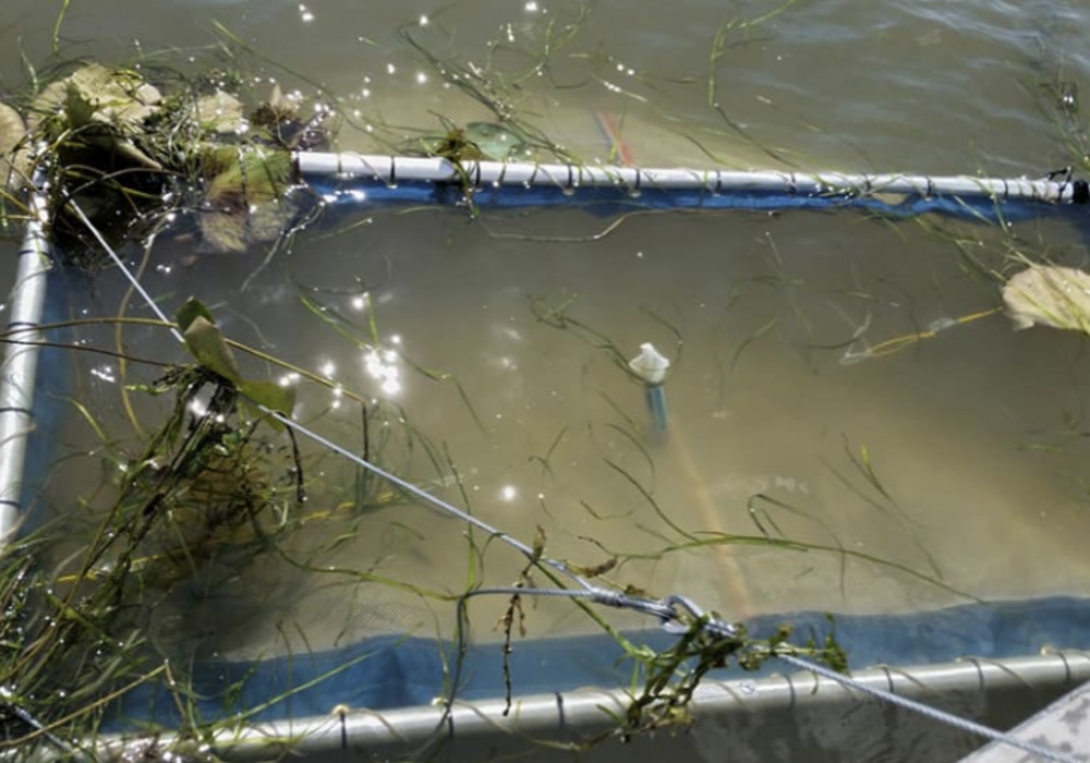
left=81, top=653, right=1090, bottom=762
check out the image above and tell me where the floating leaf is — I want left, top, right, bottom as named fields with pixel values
left=176, top=297, right=217, bottom=334
left=0, top=101, right=25, bottom=151
left=191, top=91, right=246, bottom=135
left=51, top=63, right=161, bottom=132
left=198, top=147, right=295, bottom=252
left=238, top=380, right=295, bottom=431
left=1002, top=264, right=1090, bottom=334
left=250, top=83, right=301, bottom=130
left=0, top=100, right=27, bottom=193
left=182, top=315, right=243, bottom=383
left=29, top=63, right=164, bottom=169
left=202, top=146, right=291, bottom=206
left=238, top=380, right=294, bottom=417
left=465, top=122, right=534, bottom=161
left=176, top=299, right=295, bottom=428
left=177, top=298, right=243, bottom=383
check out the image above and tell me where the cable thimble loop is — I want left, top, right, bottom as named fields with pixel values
left=657, top=594, right=706, bottom=634
left=656, top=595, right=740, bottom=638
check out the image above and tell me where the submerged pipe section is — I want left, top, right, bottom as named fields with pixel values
left=296, top=152, right=1090, bottom=206
left=0, top=170, right=51, bottom=542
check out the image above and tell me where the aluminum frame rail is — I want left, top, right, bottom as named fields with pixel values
left=84, top=652, right=1090, bottom=763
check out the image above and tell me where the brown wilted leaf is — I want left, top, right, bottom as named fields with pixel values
left=1002, top=264, right=1090, bottom=334
left=0, top=100, right=28, bottom=193
left=28, top=64, right=163, bottom=169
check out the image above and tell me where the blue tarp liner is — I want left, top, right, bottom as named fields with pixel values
left=310, top=176, right=1089, bottom=225
left=18, top=180, right=1088, bottom=732
left=108, top=596, right=1090, bottom=728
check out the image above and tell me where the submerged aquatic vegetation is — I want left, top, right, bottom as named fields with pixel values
left=0, top=57, right=329, bottom=262
left=195, top=144, right=299, bottom=254
left=0, top=299, right=307, bottom=756
left=15, top=0, right=1088, bottom=757
left=0, top=294, right=470, bottom=756
left=402, top=120, right=536, bottom=163
left=605, top=616, right=845, bottom=742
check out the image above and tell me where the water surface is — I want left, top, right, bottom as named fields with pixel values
left=2, top=0, right=1089, bottom=697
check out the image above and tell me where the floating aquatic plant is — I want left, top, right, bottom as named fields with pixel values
left=0, top=100, right=28, bottom=194
left=0, top=59, right=330, bottom=261
left=402, top=120, right=535, bottom=163
left=194, top=144, right=300, bottom=254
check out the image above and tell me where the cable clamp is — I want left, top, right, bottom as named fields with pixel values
left=587, top=587, right=625, bottom=608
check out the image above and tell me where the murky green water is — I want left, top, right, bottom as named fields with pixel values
left=2, top=0, right=1089, bottom=695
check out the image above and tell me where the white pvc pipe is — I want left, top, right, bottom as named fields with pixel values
left=296, top=153, right=1084, bottom=204
left=0, top=171, right=51, bottom=542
